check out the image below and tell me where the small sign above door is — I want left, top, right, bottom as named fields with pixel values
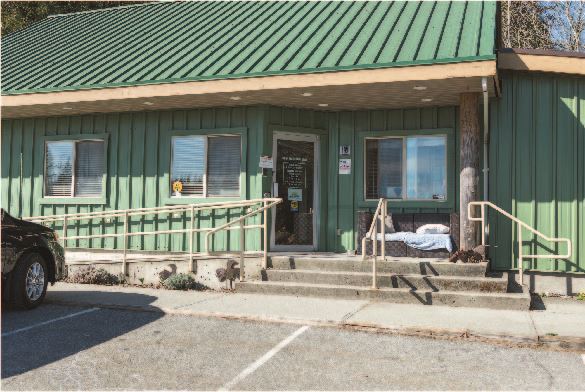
left=339, top=145, right=351, bottom=156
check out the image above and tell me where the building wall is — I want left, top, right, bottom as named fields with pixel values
left=1, top=104, right=460, bottom=255
left=489, top=71, right=585, bottom=273
left=2, top=72, right=582, bottom=273
left=1, top=107, right=269, bottom=252
left=321, top=107, right=461, bottom=252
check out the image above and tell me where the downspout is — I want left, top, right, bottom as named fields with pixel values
left=481, top=77, right=489, bottom=251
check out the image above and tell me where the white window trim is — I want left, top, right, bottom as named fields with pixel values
left=363, top=134, right=448, bottom=202
left=43, top=138, right=105, bottom=198
left=170, top=134, right=242, bottom=199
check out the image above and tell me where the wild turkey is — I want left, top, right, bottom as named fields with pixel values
left=448, top=245, right=486, bottom=264
left=215, top=260, right=239, bottom=288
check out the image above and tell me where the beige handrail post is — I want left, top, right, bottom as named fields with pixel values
left=372, top=209, right=378, bottom=289
left=62, top=216, right=68, bottom=250
left=481, top=203, right=486, bottom=246
left=263, top=200, right=268, bottom=269
left=239, top=219, right=245, bottom=282
left=381, top=200, right=386, bottom=262
left=122, top=211, right=128, bottom=276
left=189, top=205, right=195, bottom=272
left=518, top=224, right=523, bottom=285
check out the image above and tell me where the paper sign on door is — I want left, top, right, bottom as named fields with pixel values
left=288, top=188, right=303, bottom=201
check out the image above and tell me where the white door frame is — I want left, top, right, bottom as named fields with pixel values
left=270, top=131, right=320, bottom=251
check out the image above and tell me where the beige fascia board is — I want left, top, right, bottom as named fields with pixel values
left=498, top=53, right=585, bottom=76
left=2, top=60, right=496, bottom=108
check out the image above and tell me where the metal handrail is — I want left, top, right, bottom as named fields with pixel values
left=24, top=198, right=275, bottom=223
left=360, top=198, right=388, bottom=288
left=23, top=198, right=282, bottom=279
left=468, top=201, right=572, bottom=285
left=205, top=198, right=282, bottom=281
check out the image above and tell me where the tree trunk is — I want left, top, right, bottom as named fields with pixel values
left=459, top=92, right=481, bottom=251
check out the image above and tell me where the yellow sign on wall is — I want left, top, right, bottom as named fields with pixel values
left=172, top=180, right=183, bottom=195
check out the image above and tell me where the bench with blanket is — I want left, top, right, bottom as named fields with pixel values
left=357, top=212, right=460, bottom=258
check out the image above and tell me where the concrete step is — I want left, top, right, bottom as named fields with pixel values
left=269, top=256, right=488, bottom=277
left=263, top=269, right=508, bottom=293
left=236, top=281, right=531, bottom=310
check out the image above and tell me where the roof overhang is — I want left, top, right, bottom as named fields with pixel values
left=1, top=60, right=497, bottom=119
left=498, top=48, right=585, bottom=76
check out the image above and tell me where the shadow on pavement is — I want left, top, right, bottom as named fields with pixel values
left=2, top=290, right=162, bottom=379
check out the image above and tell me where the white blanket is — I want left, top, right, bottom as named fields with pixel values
left=371, top=231, right=453, bottom=252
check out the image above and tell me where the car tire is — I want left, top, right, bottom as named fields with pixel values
left=10, top=253, right=49, bottom=310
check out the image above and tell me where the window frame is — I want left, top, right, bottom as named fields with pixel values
left=163, top=127, right=248, bottom=205
left=356, top=128, right=455, bottom=209
left=41, top=133, right=109, bottom=205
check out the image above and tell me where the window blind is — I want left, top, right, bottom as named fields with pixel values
left=45, top=141, right=73, bottom=197
left=207, top=136, right=241, bottom=196
left=75, top=141, right=104, bottom=196
left=365, top=140, right=379, bottom=200
left=171, top=136, right=205, bottom=196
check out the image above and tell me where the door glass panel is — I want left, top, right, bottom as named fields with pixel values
left=274, top=139, right=314, bottom=246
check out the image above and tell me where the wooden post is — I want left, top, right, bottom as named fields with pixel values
left=459, top=92, right=481, bottom=251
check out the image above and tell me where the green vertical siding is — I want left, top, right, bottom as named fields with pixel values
left=489, top=72, right=585, bottom=272
left=2, top=104, right=460, bottom=255
left=326, top=106, right=460, bottom=252
left=1, top=107, right=267, bottom=252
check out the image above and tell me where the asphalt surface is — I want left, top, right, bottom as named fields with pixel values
left=2, top=304, right=585, bottom=391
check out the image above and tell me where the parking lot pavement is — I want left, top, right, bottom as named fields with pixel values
left=2, top=304, right=585, bottom=391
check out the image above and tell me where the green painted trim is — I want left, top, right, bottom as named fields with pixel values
left=3, top=56, right=496, bottom=96
left=40, top=133, right=109, bottom=203
left=43, top=133, right=109, bottom=141
left=266, top=123, right=329, bottom=251
left=160, top=127, right=248, bottom=205
left=268, top=124, right=328, bottom=136
left=39, top=197, right=107, bottom=205
left=354, top=128, right=455, bottom=210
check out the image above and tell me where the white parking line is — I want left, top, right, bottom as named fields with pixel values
left=218, top=325, right=310, bottom=391
left=2, top=308, right=99, bottom=337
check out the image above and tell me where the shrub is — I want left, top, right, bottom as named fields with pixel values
left=577, top=292, right=585, bottom=301
left=65, top=266, right=119, bottom=285
left=162, top=273, right=202, bottom=290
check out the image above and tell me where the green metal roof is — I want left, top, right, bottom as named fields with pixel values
left=1, top=1, right=496, bottom=95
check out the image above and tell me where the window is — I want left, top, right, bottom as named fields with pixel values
left=171, top=135, right=241, bottom=197
left=365, top=135, right=446, bottom=200
left=45, top=140, right=105, bottom=197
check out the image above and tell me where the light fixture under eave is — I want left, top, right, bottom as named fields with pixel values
left=421, top=98, right=433, bottom=102
left=230, top=96, right=242, bottom=101
left=143, top=101, right=154, bottom=106
left=63, top=107, right=73, bottom=110
left=301, top=92, right=313, bottom=97
left=318, top=103, right=329, bottom=107
left=413, top=86, right=427, bottom=91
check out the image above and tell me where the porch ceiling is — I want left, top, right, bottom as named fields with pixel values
left=2, top=61, right=497, bottom=119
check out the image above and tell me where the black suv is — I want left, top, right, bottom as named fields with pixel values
left=1, top=209, right=65, bottom=309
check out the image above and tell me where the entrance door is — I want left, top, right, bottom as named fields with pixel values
left=271, top=132, right=319, bottom=251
